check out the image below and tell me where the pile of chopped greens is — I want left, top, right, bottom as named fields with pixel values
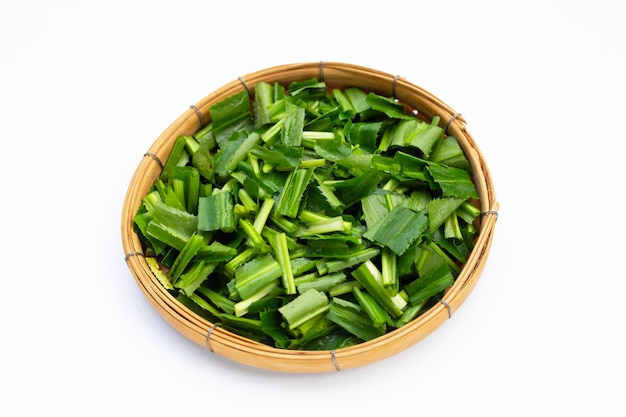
left=133, top=78, right=481, bottom=350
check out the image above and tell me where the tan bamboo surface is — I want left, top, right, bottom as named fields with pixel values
left=121, top=62, right=499, bottom=373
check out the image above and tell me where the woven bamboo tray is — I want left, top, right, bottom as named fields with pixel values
left=121, top=62, right=499, bottom=373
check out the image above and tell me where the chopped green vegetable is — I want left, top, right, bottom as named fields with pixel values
left=363, top=205, right=429, bottom=256
left=326, top=297, right=386, bottom=341
left=351, top=260, right=406, bottom=318
left=275, top=167, right=314, bottom=218
left=134, top=78, right=481, bottom=350
left=197, top=191, right=235, bottom=233
left=278, top=288, right=330, bottom=331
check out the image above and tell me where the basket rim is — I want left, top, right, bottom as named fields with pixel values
left=121, top=61, right=499, bottom=373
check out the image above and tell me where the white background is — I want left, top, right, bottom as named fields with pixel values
left=2, top=1, right=624, bottom=415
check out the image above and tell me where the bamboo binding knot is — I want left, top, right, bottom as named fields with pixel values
left=330, top=349, right=341, bottom=371
left=439, top=298, right=453, bottom=319
left=445, top=112, right=462, bottom=135
left=392, top=74, right=401, bottom=99
left=205, top=324, right=217, bottom=352
left=481, top=210, right=499, bottom=220
left=190, top=104, right=206, bottom=128
left=238, top=76, right=252, bottom=98
left=143, top=152, right=164, bottom=170
left=124, top=251, right=144, bottom=262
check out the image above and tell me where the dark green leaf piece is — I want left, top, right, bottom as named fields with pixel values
left=363, top=205, right=428, bottom=256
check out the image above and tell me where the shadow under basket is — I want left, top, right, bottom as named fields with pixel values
left=121, top=62, right=499, bottom=373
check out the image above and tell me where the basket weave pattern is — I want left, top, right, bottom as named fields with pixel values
left=121, top=62, right=498, bottom=373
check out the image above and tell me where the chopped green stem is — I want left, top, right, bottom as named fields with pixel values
left=327, top=297, right=385, bottom=341
left=300, top=217, right=352, bottom=236
left=268, top=231, right=296, bottom=295
left=332, top=89, right=356, bottom=118
left=198, top=191, right=235, bottom=233
left=301, top=131, right=336, bottom=140
left=293, top=271, right=319, bottom=286
left=235, top=253, right=282, bottom=300
left=276, top=167, right=314, bottom=218
left=224, top=247, right=256, bottom=277
left=278, top=289, right=330, bottom=331
left=429, top=242, right=462, bottom=274
left=395, top=301, right=427, bottom=328
left=457, top=201, right=482, bottom=223
left=324, top=247, right=380, bottom=274
left=196, top=286, right=235, bottom=315
left=260, top=118, right=285, bottom=143
left=253, top=197, right=275, bottom=233
left=444, top=211, right=462, bottom=240
left=298, top=159, right=327, bottom=169
left=328, top=280, right=363, bottom=297
left=381, top=247, right=398, bottom=291
left=269, top=214, right=300, bottom=235
left=238, top=188, right=258, bottom=213
left=299, top=210, right=329, bottom=223
left=382, top=178, right=400, bottom=211
left=168, top=233, right=206, bottom=281
left=406, top=263, right=455, bottom=306
left=352, top=260, right=406, bottom=318
left=234, top=282, right=278, bottom=317
left=296, top=272, right=346, bottom=294
left=176, top=261, right=218, bottom=297
left=239, top=218, right=267, bottom=251
left=353, top=287, right=391, bottom=328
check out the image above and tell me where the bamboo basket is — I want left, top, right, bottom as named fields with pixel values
left=121, top=62, right=499, bottom=373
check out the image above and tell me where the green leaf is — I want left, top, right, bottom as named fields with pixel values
left=197, top=191, right=235, bottom=233
left=428, top=135, right=471, bottom=170
left=347, top=121, right=382, bottom=152
left=427, top=197, right=466, bottom=233
left=405, top=263, right=454, bottom=306
left=260, top=308, right=293, bottom=349
left=250, top=144, right=302, bottom=168
left=389, top=118, right=443, bottom=157
left=175, top=260, right=218, bottom=297
left=331, top=169, right=381, bottom=208
left=280, top=102, right=306, bottom=146
left=276, top=167, right=315, bottom=218
left=209, top=90, right=253, bottom=145
left=253, top=81, right=274, bottom=127
left=168, top=233, right=207, bottom=281
left=213, top=131, right=262, bottom=180
left=366, top=92, right=414, bottom=120
left=296, top=273, right=347, bottom=294
left=427, top=163, right=479, bottom=199
left=363, top=205, right=428, bottom=256
left=344, top=87, right=371, bottom=114
left=160, top=135, right=189, bottom=181
left=146, top=201, right=198, bottom=251
left=235, top=253, right=282, bottom=300
left=326, top=297, right=386, bottom=341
